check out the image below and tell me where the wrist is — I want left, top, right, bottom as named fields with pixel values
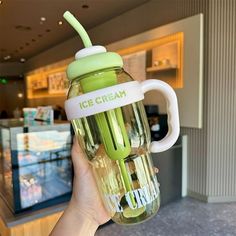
left=66, top=199, right=99, bottom=235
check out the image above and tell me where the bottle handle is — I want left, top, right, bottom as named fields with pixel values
left=141, top=79, right=180, bottom=153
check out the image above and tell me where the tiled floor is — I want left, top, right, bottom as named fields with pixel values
left=96, top=197, right=236, bottom=236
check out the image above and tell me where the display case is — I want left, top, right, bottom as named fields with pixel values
left=0, top=119, right=73, bottom=213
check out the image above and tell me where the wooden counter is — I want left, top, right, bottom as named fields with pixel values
left=0, top=196, right=66, bottom=236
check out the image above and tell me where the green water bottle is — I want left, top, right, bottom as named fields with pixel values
left=63, top=11, right=180, bottom=225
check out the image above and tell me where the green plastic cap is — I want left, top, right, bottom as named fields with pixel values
left=63, top=11, right=123, bottom=80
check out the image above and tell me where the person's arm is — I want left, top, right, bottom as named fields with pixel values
left=50, top=139, right=110, bottom=236
left=50, top=200, right=98, bottom=236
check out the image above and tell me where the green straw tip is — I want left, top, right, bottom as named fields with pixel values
left=63, top=11, right=72, bottom=19
left=63, top=11, right=75, bottom=22
left=62, top=10, right=92, bottom=48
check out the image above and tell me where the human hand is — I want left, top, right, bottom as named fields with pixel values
left=69, top=138, right=111, bottom=225
left=50, top=138, right=110, bottom=236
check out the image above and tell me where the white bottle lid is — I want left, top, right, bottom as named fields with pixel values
left=75, top=46, right=107, bottom=59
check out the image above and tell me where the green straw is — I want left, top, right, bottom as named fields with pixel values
left=63, top=11, right=92, bottom=48
left=119, top=159, right=136, bottom=208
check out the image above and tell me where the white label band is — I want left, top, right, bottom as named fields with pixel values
left=65, top=81, right=144, bottom=120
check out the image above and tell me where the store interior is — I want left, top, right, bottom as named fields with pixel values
left=0, top=0, right=236, bottom=235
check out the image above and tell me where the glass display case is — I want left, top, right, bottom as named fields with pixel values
left=0, top=119, right=72, bottom=213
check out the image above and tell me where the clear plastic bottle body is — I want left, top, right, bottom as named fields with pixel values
left=67, top=68, right=160, bottom=224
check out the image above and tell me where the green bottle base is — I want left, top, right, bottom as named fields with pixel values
left=111, top=197, right=160, bottom=225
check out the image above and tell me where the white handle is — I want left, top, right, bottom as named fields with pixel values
left=141, top=79, right=180, bottom=153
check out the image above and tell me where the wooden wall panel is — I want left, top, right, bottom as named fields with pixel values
left=206, top=0, right=236, bottom=201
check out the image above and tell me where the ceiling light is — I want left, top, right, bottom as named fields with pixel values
left=17, top=93, right=23, bottom=98
left=20, top=58, right=26, bottom=63
left=4, top=55, right=11, bottom=60
left=58, top=21, right=63, bottom=25
left=0, top=1, right=2, bottom=4
left=40, top=17, right=46, bottom=21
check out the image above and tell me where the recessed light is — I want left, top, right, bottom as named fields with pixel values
left=4, top=55, right=11, bottom=60
left=17, top=93, right=23, bottom=98
left=82, top=4, right=89, bottom=9
left=0, top=1, right=2, bottom=5
left=40, top=17, right=46, bottom=21
left=58, top=21, right=63, bottom=25
left=20, top=58, right=26, bottom=63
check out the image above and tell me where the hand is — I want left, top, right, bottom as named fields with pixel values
left=69, top=138, right=111, bottom=225
left=50, top=138, right=110, bottom=236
